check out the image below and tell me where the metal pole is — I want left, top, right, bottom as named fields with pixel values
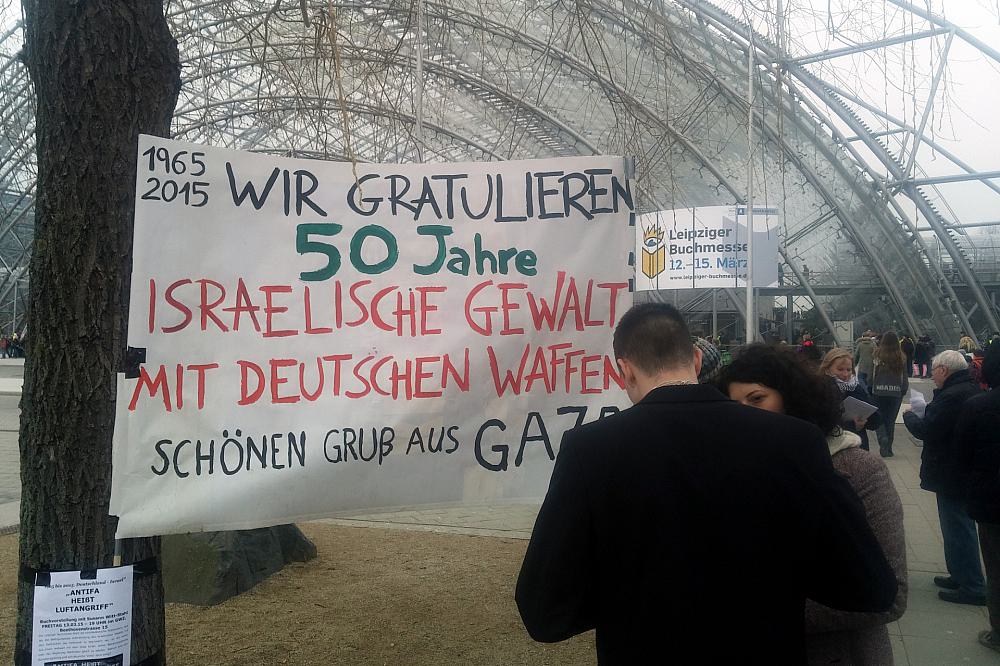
left=712, top=289, right=718, bottom=340
left=901, top=31, right=954, bottom=179
left=12, top=277, right=16, bottom=335
left=781, top=249, right=843, bottom=347
left=785, top=294, right=793, bottom=342
left=745, top=40, right=755, bottom=344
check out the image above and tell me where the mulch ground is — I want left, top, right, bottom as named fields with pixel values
left=0, top=524, right=595, bottom=665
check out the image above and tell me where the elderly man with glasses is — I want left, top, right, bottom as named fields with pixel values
left=904, top=350, right=986, bottom=605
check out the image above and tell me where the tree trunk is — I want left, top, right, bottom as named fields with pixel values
left=16, top=2, right=180, bottom=664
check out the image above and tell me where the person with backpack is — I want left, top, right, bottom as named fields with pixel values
left=871, top=332, right=909, bottom=458
left=854, top=331, right=877, bottom=390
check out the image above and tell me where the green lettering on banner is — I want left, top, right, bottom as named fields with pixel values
left=297, top=223, right=342, bottom=281
left=350, top=225, right=399, bottom=275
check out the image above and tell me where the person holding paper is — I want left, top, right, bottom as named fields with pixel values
left=903, top=350, right=986, bottom=605
left=821, top=348, right=881, bottom=452
left=870, top=332, right=909, bottom=458
left=516, top=304, right=897, bottom=664
left=720, top=344, right=907, bottom=666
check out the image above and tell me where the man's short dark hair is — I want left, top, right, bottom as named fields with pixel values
left=613, top=302, right=693, bottom=374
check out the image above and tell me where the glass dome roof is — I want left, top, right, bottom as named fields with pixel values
left=2, top=0, right=998, bottom=343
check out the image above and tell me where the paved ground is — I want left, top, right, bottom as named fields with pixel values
left=2, top=365, right=999, bottom=663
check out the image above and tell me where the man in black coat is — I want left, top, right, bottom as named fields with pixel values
left=956, top=344, right=1000, bottom=650
left=904, top=350, right=986, bottom=605
left=515, top=302, right=897, bottom=664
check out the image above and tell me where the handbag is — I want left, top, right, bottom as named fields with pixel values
left=871, top=362, right=903, bottom=397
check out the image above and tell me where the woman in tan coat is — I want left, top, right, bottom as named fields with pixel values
left=720, top=344, right=907, bottom=665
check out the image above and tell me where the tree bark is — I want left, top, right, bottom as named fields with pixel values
left=16, top=2, right=180, bottom=664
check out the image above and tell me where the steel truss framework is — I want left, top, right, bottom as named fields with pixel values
left=1, top=0, right=999, bottom=342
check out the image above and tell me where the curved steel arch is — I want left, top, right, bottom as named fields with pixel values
left=171, top=0, right=741, bottom=200
left=678, top=0, right=999, bottom=335
left=173, top=96, right=505, bottom=160
left=641, top=3, right=953, bottom=338
left=176, top=46, right=599, bottom=157
left=579, top=0, right=929, bottom=338
left=3, top=1, right=999, bottom=339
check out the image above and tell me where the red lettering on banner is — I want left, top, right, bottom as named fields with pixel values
left=526, top=271, right=564, bottom=330
left=300, top=357, right=324, bottom=401
left=270, top=359, right=299, bottom=404
left=346, top=280, right=372, bottom=327
left=198, top=279, right=229, bottom=332
left=390, top=359, right=413, bottom=400
left=464, top=280, right=495, bottom=335
left=303, top=286, right=332, bottom=334
left=128, top=363, right=218, bottom=411
left=346, top=355, right=374, bottom=398
left=189, top=363, right=219, bottom=409
left=523, top=346, right=554, bottom=393
left=175, top=363, right=184, bottom=410
left=261, top=285, right=297, bottom=337
left=162, top=279, right=193, bottom=333
left=487, top=344, right=530, bottom=396
left=413, top=357, right=442, bottom=398
left=486, top=342, right=621, bottom=397
left=417, top=286, right=446, bottom=335
left=238, top=360, right=265, bottom=405
left=221, top=278, right=262, bottom=332
left=442, top=349, right=470, bottom=391
left=597, top=281, right=628, bottom=326
left=604, top=356, right=625, bottom=390
left=370, top=286, right=398, bottom=333
left=370, top=356, right=394, bottom=396
left=580, top=354, right=603, bottom=394
left=322, top=354, right=352, bottom=395
left=129, top=365, right=171, bottom=412
left=148, top=279, right=156, bottom=334
left=498, top=283, right=527, bottom=335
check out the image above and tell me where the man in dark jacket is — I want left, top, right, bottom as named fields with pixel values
left=956, top=344, right=1000, bottom=650
left=904, top=350, right=986, bottom=605
left=516, top=302, right=898, bottom=664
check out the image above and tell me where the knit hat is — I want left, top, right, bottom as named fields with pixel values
left=695, top=337, right=722, bottom=383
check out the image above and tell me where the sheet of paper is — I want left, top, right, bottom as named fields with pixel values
left=31, top=566, right=133, bottom=666
left=908, top=388, right=927, bottom=418
left=842, top=396, right=878, bottom=422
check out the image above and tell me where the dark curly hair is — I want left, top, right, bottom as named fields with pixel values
left=717, top=343, right=843, bottom=436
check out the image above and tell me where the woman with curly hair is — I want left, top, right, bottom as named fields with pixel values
left=718, top=344, right=907, bottom=665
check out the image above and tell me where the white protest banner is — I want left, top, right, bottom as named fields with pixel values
left=31, top=566, right=133, bottom=666
left=634, top=205, right=780, bottom=291
left=109, top=136, right=633, bottom=537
